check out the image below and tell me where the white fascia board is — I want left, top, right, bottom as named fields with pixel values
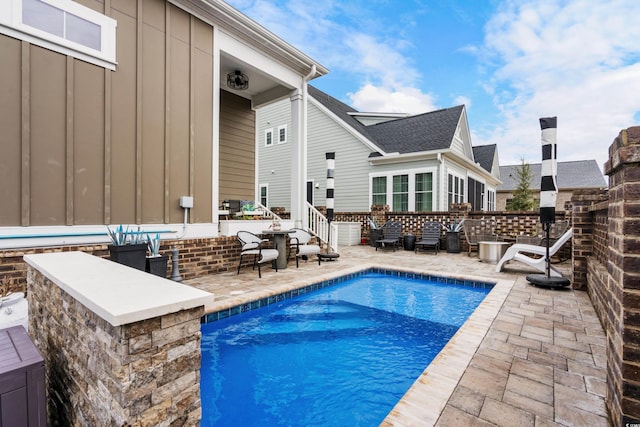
left=308, top=96, right=386, bottom=155
left=368, top=150, right=447, bottom=165
left=170, top=0, right=327, bottom=77
left=218, top=30, right=301, bottom=89
left=442, top=152, right=503, bottom=186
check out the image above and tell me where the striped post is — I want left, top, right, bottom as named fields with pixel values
left=326, top=152, right=335, bottom=223
left=539, top=117, right=558, bottom=224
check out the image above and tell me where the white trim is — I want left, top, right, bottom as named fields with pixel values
left=0, top=0, right=117, bottom=70
left=259, top=183, right=269, bottom=207
left=277, top=124, right=287, bottom=144
left=0, top=223, right=221, bottom=249
left=264, top=128, right=274, bottom=146
left=309, top=96, right=387, bottom=155
left=369, top=166, right=438, bottom=212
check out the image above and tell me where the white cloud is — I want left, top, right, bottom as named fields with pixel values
left=347, top=84, right=437, bottom=115
left=476, top=0, right=640, bottom=170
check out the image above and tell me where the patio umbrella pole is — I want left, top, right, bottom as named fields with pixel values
left=319, top=152, right=339, bottom=262
left=526, top=117, right=570, bottom=288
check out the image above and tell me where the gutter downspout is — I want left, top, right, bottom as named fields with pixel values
left=300, top=64, right=316, bottom=229
left=438, top=153, right=445, bottom=211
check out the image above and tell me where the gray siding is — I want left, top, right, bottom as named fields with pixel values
left=256, top=98, right=292, bottom=209
left=307, top=102, right=373, bottom=212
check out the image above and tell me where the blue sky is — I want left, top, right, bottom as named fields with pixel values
left=226, top=0, right=640, bottom=171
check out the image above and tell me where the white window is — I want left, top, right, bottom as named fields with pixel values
left=392, top=175, right=408, bottom=211
left=447, top=173, right=465, bottom=208
left=259, top=184, right=268, bottom=207
left=371, top=176, right=387, bottom=206
left=264, top=129, right=273, bottom=146
left=370, top=169, right=435, bottom=212
left=0, top=0, right=117, bottom=69
left=487, top=190, right=496, bottom=211
left=277, top=125, right=287, bottom=144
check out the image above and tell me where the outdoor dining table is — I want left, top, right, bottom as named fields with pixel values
left=261, top=229, right=294, bottom=269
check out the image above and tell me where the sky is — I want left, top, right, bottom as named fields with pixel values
left=226, top=0, right=640, bottom=172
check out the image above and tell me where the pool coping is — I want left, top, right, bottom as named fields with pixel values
left=199, top=263, right=514, bottom=426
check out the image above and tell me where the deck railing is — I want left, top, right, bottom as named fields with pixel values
left=305, top=202, right=338, bottom=252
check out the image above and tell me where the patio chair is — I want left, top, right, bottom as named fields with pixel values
left=516, top=220, right=570, bottom=246
left=415, top=221, right=441, bottom=254
left=462, top=219, right=498, bottom=257
left=288, top=228, right=321, bottom=267
left=496, top=228, right=573, bottom=277
left=375, top=221, right=402, bottom=251
left=236, top=231, right=279, bottom=278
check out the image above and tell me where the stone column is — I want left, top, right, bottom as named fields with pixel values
left=603, top=126, right=640, bottom=426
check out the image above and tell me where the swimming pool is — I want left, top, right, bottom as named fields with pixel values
left=200, top=270, right=492, bottom=426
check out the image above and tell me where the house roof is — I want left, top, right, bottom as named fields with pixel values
left=472, top=144, right=497, bottom=173
left=497, top=160, right=607, bottom=191
left=308, top=85, right=464, bottom=156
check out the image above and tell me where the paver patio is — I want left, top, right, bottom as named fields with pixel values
left=185, top=244, right=608, bottom=426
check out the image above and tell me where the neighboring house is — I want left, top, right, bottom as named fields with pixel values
left=257, top=85, right=501, bottom=213
left=0, top=0, right=327, bottom=247
left=497, top=160, right=607, bottom=211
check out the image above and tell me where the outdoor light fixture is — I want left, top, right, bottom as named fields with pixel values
left=227, top=70, right=249, bottom=90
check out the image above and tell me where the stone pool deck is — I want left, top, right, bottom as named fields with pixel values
left=185, top=245, right=608, bottom=426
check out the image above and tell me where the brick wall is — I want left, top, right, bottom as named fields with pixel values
left=603, top=126, right=640, bottom=426
left=27, top=266, right=203, bottom=425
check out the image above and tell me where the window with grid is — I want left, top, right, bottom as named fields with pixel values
left=415, top=173, right=433, bottom=211
left=277, top=125, right=287, bottom=144
left=265, top=129, right=273, bottom=146
left=259, top=185, right=268, bottom=207
left=372, top=176, right=387, bottom=206
left=488, top=190, right=495, bottom=211
left=392, top=175, right=408, bottom=211
left=447, top=173, right=464, bottom=208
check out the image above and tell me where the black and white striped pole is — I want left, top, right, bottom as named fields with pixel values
left=527, top=117, right=569, bottom=287
left=319, top=152, right=339, bottom=261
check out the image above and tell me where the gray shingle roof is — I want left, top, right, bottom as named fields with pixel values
left=498, top=160, right=607, bottom=191
left=472, top=144, right=497, bottom=173
left=308, top=85, right=463, bottom=155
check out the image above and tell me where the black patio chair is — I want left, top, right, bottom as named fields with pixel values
left=375, top=221, right=402, bottom=251
left=415, top=221, right=441, bottom=254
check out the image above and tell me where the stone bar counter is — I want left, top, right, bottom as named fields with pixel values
left=24, top=251, right=212, bottom=426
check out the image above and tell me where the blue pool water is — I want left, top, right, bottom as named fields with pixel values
left=200, top=272, right=491, bottom=426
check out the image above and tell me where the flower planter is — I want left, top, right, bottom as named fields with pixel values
left=446, top=231, right=461, bottom=253
left=146, top=255, right=168, bottom=278
left=108, top=243, right=147, bottom=270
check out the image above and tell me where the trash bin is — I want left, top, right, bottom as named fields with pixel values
left=403, top=234, right=416, bottom=251
left=369, top=229, right=383, bottom=247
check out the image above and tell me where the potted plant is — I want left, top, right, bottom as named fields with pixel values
left=145, top=233, right=168, bottom=278
left=107, top=225, right=147, bottom=270
left=442, top=219, right=465, bottom=253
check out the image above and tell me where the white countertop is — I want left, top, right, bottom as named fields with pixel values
left=24, top=251, right=212, bottom=326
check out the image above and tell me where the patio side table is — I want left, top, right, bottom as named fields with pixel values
left=478, top=241, right=511, bottom=264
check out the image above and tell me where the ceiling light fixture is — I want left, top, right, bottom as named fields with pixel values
left=227, top=70, right=249, bottom=90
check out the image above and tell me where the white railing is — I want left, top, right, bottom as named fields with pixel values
left=254, top=201, right=282, bottom=221
left=305, top=202, right=338, bottom=253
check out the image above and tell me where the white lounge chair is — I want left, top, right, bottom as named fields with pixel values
left=496, top=228, right=573, bottom=277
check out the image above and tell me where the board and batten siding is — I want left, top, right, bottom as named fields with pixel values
left=0, top=0, right=214, bottom=226
left=257, top=98, right=292, bottom=209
